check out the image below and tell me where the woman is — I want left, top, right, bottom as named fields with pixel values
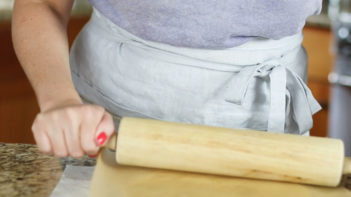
left=12, top=0, right=322, bottom=158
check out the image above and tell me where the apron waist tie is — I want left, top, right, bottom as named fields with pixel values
left=117, top=38, right=321, bottom=133
left=226, top=57, right=321, bottom=133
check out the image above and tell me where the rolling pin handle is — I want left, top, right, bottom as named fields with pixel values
left=104, top=132, right=117, bottom=151
left=343, top=157, right=351, bottom=174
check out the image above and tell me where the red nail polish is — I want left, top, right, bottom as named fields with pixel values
left=97, top=132, right=107, bottom=146
left=88, top=155, right=97, bottom=158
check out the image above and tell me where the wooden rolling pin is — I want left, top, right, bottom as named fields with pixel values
left=105, top=117, right=351, bottom=187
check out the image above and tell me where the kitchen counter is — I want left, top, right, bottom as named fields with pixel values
left=0, top=143, right=96, bottom=197
left=1, top=143, right=351, bottom=197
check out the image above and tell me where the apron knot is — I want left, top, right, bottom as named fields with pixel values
left=254, top=58, right=281, bottom=78
left=225, top=57, right=284, bottom=106
left=226, top=56, right=321, bottom=133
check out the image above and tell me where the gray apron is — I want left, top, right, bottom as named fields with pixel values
left=70, top=9, right=321, bottom=135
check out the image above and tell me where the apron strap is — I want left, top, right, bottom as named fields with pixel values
left=286, top=69, right=322, bottom=133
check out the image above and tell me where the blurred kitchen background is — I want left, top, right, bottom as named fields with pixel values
left=0, top=0, right=350, bottom=153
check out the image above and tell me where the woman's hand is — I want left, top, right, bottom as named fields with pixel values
left=32, top=102, right=115, bottom=158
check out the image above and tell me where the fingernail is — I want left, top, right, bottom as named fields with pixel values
left=97, top=132, right=107, bottom=146
left=88, top=155, right=97, bottom=158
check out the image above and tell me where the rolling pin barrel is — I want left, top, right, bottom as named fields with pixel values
left=114, top=117, right=345, bottom=187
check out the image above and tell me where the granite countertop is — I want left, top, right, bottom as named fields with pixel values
left=0, top=143, right=96, bottom=197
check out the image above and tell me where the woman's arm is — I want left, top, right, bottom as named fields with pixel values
left=12, top=0, right=79, bottom=110
left=12, top=0, right=114, bottom=158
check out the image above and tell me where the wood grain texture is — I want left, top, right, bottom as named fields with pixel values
left=303, top=26, right=333, bottom=137
left=90, top=148, right=351, bottom=197
left=308, top=81, right=330, bottom=137
left=303, top=26, right=333, bottom=84
left=116, top=117, right=345, bottom=187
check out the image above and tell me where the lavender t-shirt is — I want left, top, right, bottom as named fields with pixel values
left=89, top=0, right=322, bottom=49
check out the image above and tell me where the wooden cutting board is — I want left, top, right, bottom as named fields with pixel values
left=89, top=148, right=351, bottom=197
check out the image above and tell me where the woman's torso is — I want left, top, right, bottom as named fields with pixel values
left=70, top=10, right=321, bottom=134
left=89, top=0, right=322, bottom=49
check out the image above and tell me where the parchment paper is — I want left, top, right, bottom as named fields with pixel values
left=50, top=165, right=94, bottom=197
